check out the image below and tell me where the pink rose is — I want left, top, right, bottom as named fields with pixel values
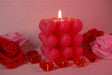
left=91, top=35, right=112, bottom=59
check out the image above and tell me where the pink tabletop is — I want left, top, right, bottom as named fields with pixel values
left=0, top=60, right=112, bottom=75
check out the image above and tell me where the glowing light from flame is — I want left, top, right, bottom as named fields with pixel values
left=58, top=10, right=62, bottom=19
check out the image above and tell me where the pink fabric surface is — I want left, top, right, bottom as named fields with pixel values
left=91, top=35, right=112, bottom=59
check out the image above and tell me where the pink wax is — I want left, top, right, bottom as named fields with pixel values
left=61, top=47, right=73, bottom=59
left=39, top=17, right=83, bottom=61
left=59, top=34, right=71, bottom=47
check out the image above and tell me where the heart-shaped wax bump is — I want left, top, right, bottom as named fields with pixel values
left=47, top=48, right=60, bottom=61
left=45, top=34, right=58, bottom=48
left=41, top=45, right=60, bottom=61
left=39, top=19, right=48, bottom=32
left=62, top=47, right=73, bottom=59
left=59, top=34, right=71, bottom=47
left=71, top=19, right=83, bottom=34
left=58, top=20, right=70, bottom=34
left=46, top=20, right=57, bottom=34
left=40, top=45, right=50, bottom=58
left=39, top=20, right=56, bottom=35
left=39, top=32, right=46, bottom=43
left=72, top=34, right=83, bottom=47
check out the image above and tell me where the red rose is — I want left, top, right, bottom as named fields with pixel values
left=0, top=38, right=25, bottom=69
left=97, top=31, right=104, bottom=36
left=83, top=47, right=93, bottom=56
left=83, top=40, right=90, bottom=47
left=83, top=28, right=102, bottom=42
left=83, top=31, right=97, bottom=42
left=89, top=28, right=98, bottom=33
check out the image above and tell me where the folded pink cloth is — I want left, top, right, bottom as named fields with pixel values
left=1, top=32, right=29, bottom=49
left=91, top=35, right=112, bottom=59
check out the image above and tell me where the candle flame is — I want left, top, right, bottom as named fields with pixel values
left=58, top=10, right=62, bottom=19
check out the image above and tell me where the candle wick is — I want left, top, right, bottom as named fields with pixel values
left=58, top=18, right=62, bottom=21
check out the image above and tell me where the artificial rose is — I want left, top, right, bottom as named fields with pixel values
left=0, top=38, right=25, bottom=69
left=97, top=31, right=104, bottom=36
left=1, top=32, right=30, bottom=53
left=89, top=28, right=98, bottom=33
left=83, top=40, right=90, bottom=47
left=83, top=30, right=97, bottom=42
left=83, top=47, right=92, bottom=55
left=83, top=28, right=104, bottom=42
left=91, top=35, right=112, bottom=59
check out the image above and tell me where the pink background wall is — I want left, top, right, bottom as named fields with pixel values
left=0, top=0, right=112, bottom=47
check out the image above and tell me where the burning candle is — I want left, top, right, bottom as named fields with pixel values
left=39, top=10, right=83, bottom=61
left=58, top=10, right=62, bottom=21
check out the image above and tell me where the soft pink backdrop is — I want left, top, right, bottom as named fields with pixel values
left=0, top=0, right=112, bottom=75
